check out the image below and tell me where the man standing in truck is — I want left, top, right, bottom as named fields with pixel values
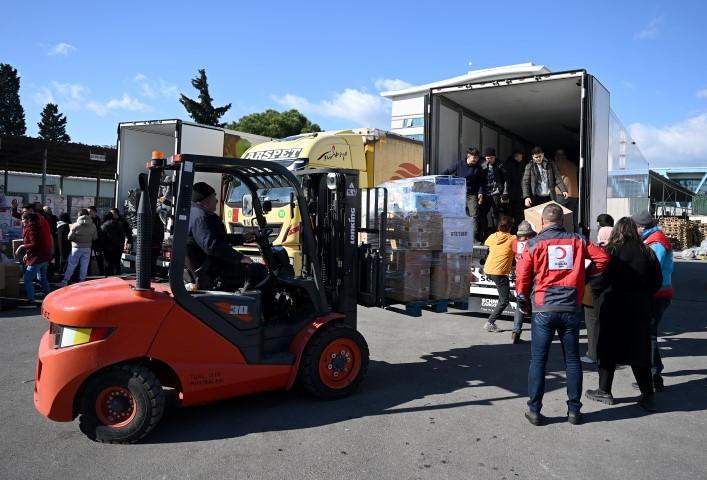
left=479, top=148, right=508, bottom=239
left=502, top=150, right=527, bottom=230
left=442, top=147, right=484, bottom=242
left=522, top=146, right=568, bottom=208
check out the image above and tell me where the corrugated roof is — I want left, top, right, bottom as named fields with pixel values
left=0, top=135, right=117, bottom=179
left=380, top=62, right=552, bottom=98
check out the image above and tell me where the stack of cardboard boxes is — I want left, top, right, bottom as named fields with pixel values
left=382, top=176, right=473, bottom=303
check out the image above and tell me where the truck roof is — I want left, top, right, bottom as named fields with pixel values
left=242, top=129, right=421, bottom=159
left=379, top=62, right=552, bottom=98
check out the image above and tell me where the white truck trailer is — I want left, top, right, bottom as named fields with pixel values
left=423, top=68, right=650, bottom=316
left=116, top=119, right=271, bottom=269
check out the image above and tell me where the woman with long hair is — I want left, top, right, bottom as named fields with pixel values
left=585, top=217, right=663, bottom=412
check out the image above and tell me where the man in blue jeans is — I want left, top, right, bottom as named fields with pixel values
left=515, top=204, right=609, bottom=426
left=15, top=213, right=53, bottom=303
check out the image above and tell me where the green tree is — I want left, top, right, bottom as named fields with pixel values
left=37, top=103, right=71, bottom=142
left=229, top=109, right=321, bottom=138
left=179, top=68, right=231, bottom=126
left=0, top=63, right=27, bottom=135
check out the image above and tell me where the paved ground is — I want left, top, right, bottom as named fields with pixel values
left=1, top=261, right=706, bottom=480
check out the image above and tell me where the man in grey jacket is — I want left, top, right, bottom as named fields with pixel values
left=522, top=146, right=568, bottom=207
left=60, top=209, right=98, bottom=286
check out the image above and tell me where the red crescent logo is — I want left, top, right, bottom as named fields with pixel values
left=556, top=246, right=568, bottom=260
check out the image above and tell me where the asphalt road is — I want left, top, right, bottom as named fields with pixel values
left=1, top=261, right=706, bottom=480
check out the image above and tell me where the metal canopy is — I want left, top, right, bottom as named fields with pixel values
left=0, top=134, right=117, bottom=179
left=649, top=170, right=695, bottom=204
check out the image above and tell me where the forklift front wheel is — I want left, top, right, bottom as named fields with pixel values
left=301, top=324, right=369, bottom=399
left=78, top=363, right=165, bottom=444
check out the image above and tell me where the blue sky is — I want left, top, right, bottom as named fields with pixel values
left=3, top=0, right=707, bottom=167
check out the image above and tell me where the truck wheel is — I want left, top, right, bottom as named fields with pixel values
left=78, top=363, right=165, bottom=444
left=301, top=324, right=369, bottom=399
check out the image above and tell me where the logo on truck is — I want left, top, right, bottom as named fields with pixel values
left=243, top=148, right=302, bottom=160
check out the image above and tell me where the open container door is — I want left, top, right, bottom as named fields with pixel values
left=580, top=75, right=610, bottom=233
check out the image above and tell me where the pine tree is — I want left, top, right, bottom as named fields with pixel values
left=179, top=69, right=231, bottom=126
left=0, top=63, right=27, bottom=135
left=37, top=103, right=71, bottom=142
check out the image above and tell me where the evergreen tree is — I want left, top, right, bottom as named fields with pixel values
left=37, top=103, right=71, bottom=142
left=0, top=63, right=27, bottom=135
left=229, top=109, right=321, bottom=138
left=179, top=69, right=231, bottom=126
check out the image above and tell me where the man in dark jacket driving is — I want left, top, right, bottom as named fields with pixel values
left=187, top=182, right=253, bottom=290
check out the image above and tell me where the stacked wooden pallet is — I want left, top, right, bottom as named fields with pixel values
left=658, top=217, right=701, bottom=250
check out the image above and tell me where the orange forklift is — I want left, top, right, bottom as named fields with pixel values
left=34, top=153, right=389, bottom=443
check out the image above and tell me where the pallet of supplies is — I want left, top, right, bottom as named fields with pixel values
left=385, top=250, right=432, bottom=302
left=380, top=175, right=474, bottom=305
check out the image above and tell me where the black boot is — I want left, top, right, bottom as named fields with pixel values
left=638, top=394, right=657, bottom=413
left=652, top=375, right=664, bottom=392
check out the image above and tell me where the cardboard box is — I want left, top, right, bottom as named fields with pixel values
left=388, top=213, right=443, bottom=250
left=524, top=201, right=573, bottom=233
left=431, top=253, right=472, bottom=300
left=386, top=250, right=431, bottom=302
left=0, top=263, right=21, bottom=298
left=442, top=217, right=474, bottom=253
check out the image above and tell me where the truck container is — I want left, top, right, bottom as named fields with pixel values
left=423, top=68, right=649, bottom=316
left=116, top=119, right=271, bottom=270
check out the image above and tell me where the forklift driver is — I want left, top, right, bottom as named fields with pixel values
left=186, top=182, right=254, bottom=291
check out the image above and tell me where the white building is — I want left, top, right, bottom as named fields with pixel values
left=380, top=63, right=551, bottom=142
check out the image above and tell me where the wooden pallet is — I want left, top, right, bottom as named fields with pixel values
left=386, top=298, right=468, bottom=317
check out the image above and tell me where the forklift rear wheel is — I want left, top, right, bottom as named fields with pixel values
left=301, top=324, right=369, bottom=399
left=78, top=363, right=165, bottom=444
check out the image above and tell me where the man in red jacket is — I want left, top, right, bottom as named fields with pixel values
left=515, top=203, right=610, bottom=426
left=15, top=213, right=52, bottom=302
left=11, top=199, right=53, bottom=251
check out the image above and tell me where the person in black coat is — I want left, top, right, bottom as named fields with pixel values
left=586, top=217, right=663, bottom=412
left=186, top=182, right=254, bottom=290
left=56, top=213, right=72, bottom=274
left=100, top=212, right=125, bottom=276
left=442, top=147, right=485, bottom=242
left=501, top=150, right=527, bottom=230
left=478, top=147, right=509, bottom=239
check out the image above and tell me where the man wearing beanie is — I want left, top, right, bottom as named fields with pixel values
left=633, top=209, right=674, bottom=392
left=186, top=181, right=253, bottom=290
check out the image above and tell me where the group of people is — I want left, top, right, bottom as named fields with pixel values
left=482, top=203, right=674, bottom=425
left=11, top=199, right=132, bottom=302
left=443, top=145, right=576, bottom=241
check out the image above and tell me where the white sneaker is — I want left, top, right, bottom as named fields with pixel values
left=580, top=355, right=595, bottom=364
left=484, top=321, right=499, bottom=332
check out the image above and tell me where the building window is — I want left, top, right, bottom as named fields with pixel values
left=404, top=134, right=424, bottom=141
left=402, top=117, right=424, bottom=128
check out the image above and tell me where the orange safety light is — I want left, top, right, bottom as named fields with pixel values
left=152, top=150, right=165, bottom=160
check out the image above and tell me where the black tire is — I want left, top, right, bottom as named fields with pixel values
left=78, top=363, right=165, bottom=444
left=300, top=323, right=369, bottom=399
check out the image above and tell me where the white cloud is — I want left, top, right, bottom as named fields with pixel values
left=697, top=88, right=707, bottom=99
left=629, top=113, right=707, bottom=167
left=48, top=42, right=77, bottom=56
left=274, top=88, right=392, bottom=128
left=87, top=94, right=147, bottom=116
left=51, top=81, right=87, bottom=101
left=33, top=87, right=55, bottom=105
left=374, top=78, right=413, bottom=92
left=635, top=17, right=662, bottom=40
left=134, top=73, right=178, bottom=98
